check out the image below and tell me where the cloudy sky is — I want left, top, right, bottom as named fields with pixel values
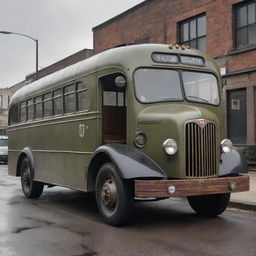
left=0, top=0, right=144, bottom=88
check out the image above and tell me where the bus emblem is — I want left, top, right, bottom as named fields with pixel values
left=79, top=124, right=85, bottom=138
left=197, top=119, right=206, bottom=127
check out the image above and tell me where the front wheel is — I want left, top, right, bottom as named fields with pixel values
left=95, top=162, right=133, bottom=226
left=187, top=193, right=230, bottom=217
left=20, top=157, right=44, bottom=199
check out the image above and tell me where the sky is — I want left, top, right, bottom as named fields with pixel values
left=0, top=0, right=144, bottom=88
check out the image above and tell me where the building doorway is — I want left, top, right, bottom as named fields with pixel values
left=227, top=89, right=247, bottom=144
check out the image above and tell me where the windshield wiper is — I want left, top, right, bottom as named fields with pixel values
left=186, top=95, right=209, bottom=103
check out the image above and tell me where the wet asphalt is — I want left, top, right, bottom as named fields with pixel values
left=0, top=165, right=256, bottom=256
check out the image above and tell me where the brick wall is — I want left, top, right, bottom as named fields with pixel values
left=93, top=0, right=255, bottom=74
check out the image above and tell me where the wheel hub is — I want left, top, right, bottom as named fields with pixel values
left=100, top=179, right=117, bottom=207
left=22, top=169, right=30, bottom=186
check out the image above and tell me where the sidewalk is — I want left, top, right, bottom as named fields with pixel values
left=229, top=172, right=256, bottom=211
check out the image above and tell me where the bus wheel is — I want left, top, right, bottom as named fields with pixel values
left=20, top=157, right=44, bottom=199
left=95, top=162, right=133, bottom=226
left=187, top=193, right=230, bottom=217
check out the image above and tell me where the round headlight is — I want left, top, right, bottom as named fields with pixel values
left=221, top=139, right=233, bottom=153
left=134, top=132, right=146, bottom=148
left=163, top=139, right=178, bottom=155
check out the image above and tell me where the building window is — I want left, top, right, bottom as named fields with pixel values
left=235, top=0, right=256, bottom=48
left=179, top=14, right=206, bottom=51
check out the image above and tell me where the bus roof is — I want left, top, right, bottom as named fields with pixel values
left=10, top=44, right=220, bottom=105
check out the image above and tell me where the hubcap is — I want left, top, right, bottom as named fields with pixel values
left=100, top=179, right=117, bottom=208
left=22, top=168, right=31, bottom=189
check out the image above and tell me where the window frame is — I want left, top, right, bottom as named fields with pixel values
left=76, top=81, right=90, bottom=112
left=234, top=0, right=256, bottom=48
left=53, top=88, right=63, bottom=116
left=179, top=13, right=207, bottom=51
left=64, top=84, right=76, bottom=114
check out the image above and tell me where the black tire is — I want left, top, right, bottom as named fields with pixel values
left=95, top=162, right=134, bottom=226
left=187, top=193, right=230, bottom=217
left=20, top=157, right=44, bottom=199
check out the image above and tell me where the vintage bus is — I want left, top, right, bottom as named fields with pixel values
left=8, top=44, right=249, bottom=226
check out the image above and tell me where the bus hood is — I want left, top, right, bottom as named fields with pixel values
left=137, top=103, right=220, bottom=124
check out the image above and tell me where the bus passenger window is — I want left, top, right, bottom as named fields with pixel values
left=77, top=82, right=90, bottom=111
left=43, top=93, right=52, bottom=117
left=27, top=99, right=34, bottom=121
left=64, top=85, right=75, bottom=113
left=35, top=96, right=42, bottom=119
left=20, top=101, right=27, bottom=123
left=53, top=89, right=63, bottom=116
left=9, top=104, right=19, bottom=125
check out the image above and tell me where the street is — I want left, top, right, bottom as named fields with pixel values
left=0, top=165, right=255, bottom=256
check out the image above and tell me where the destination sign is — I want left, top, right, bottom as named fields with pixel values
left=152, top=53, right=205, bottom=67
left=152, top=53, right=179, bottom=64
left=180, top=55, right=204, bottom=66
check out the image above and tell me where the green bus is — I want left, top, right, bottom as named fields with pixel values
left=8, top=44, right=249, bottom=226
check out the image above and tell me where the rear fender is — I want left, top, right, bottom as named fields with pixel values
left=16, top=147, right=35, bottom=178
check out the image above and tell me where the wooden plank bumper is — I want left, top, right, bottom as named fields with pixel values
left=135, top=175, right=249, bottom=198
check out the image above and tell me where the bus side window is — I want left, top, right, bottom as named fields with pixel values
left=9, top=104, right=19, bottom=125
left=27, top=99, right=34, bottom=121
left=53, top=89, right=63, bottom=116
left=64, top=84, right=76, bottom=114
left=43, top=92, right=52, bottom=117
left=20, top=101, right=27, bottom=123
left=35, top=96, right=42, bottom=119
left=77, top=82, right=90, bottom=111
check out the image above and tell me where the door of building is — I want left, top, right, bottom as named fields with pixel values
left=227, top=89, right=247, bottom=144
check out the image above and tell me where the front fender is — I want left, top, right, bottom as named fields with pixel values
left=219, top=149, right=248, bottom=176
left=87, top=144, right=167, bottom=191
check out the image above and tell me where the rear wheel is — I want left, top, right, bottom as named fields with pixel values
left=20, top=157, right=44, bottom=199
left=95, top=162, right=133, bottom=226
left=187, top=193, right=230, bottom=217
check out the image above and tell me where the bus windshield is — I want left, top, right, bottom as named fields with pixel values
left=134, top=69, right=183, bottom=103
left=134, top=68, right=220, bottom=105
left=182, top=71, right=220, bottom=105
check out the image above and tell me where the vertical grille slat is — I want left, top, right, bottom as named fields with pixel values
left=185, top=121, right=217, bottom=178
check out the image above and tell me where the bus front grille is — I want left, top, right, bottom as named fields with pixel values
left=185, top=121, right=217, bottom=178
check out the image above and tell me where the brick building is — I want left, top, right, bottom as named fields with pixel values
left=93, top=0, right=256, bottom=161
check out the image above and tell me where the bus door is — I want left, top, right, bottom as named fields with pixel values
left=100, top=74, right=126, bottom=144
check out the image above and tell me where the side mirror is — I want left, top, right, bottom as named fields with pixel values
left=115, top=76, right=126, bottom=88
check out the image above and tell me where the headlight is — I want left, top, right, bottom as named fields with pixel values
left=221, top=139, right=233, bottom=153
left=163, top=139, right=178, bottom=155
left=0, top=151, right=5, bottom=155
left=134, top=132, right=146, bottom=148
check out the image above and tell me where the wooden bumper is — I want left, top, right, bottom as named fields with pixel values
left=135, top=175, right=249, bottom=198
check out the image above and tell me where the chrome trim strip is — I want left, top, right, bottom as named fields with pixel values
left=8, top=149, right=93, bottom=155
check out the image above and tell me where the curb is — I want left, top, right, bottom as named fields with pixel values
left=228, top=201, right=256, bottom=212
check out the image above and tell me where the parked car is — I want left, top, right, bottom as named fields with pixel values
left=0, top=136, right=8, bottom=164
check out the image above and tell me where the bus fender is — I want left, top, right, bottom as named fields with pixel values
left=17, top=147, right=35, bottom=178
left=87, top=144, right=167, bottom=191
left=219, top=149, right=248, bottom=176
